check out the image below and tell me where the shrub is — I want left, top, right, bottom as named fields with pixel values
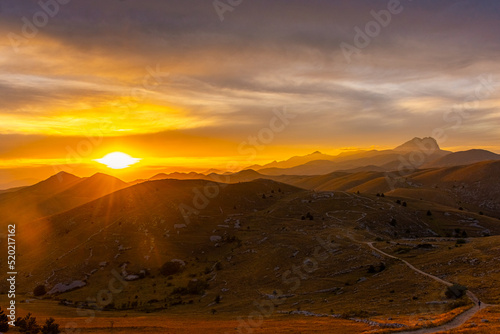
left=187, top=279, right=208, bottom=295
left=34, top=285, right=47, bottom=297
left=41, top=318, right=60, bottom=334
left=341, top=310, right=370, bottom=319
left=456, top=239, right=466, bottom=245
left=0, top=307, right=9, bottom=332
left=16, top=313, right=41, bottom=334
left=215, top=262, right=222, bottom=271
left=445, top=284, right=467, bottom=299
left=427, top=210, right=432, bottom=216
left=160, top=261, right=183, bottom=276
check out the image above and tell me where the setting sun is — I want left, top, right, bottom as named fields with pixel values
left=94, top=152, right=141, bottom=169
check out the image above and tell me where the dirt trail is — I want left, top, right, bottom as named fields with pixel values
left=365, top=241, right=495, bottom=334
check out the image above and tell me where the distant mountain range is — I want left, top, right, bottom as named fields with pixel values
left=244, top=137, right=500, bottom=175
left=1, top=136, right=499, bottom=226
left=1, top=139, right=499, bottom=316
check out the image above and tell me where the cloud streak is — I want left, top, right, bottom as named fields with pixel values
left=0, top=0, right=499, bottom=175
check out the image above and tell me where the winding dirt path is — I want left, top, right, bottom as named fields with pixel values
left=365, top=241, right=495, bottom=333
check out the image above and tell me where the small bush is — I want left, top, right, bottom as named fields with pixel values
left=341, top=310, right=370, bottom=319
left=445, top=284, right=467, bottom=299
left=187, top=279, right=209, bottom=295
left=41, top=317, right=60, bottom=334
left=34, top=285, right=47, bottom=297
left=16, top=313, right=41, bottom=334
left=0, top=307, right=9, bottom=332
left=160, top=261, right=183, bottom=276
left=456, top=239, right=466, bottom=245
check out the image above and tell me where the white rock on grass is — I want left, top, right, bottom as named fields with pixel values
left=48, top=280, right=86, bottom=294
left=210, top=235, right=222, bottom=242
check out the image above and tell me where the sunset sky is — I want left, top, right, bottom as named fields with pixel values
left=1, top=0, right=500, bottom=185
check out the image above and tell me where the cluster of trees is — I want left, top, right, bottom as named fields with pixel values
left=0, top=310, right=60, bottom=334
left=160, top=261, right=183, bottom=276
left=301, top=212, right=314, bottom=220
left=395, top=199, right=407, bottom=207
left=367, top=262, right=386, bottom=274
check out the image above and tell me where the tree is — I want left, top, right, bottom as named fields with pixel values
left=16, top=313, right=41, bottom=334
left=0, top=307, right=9, bottom=332
left=160, top=261, right=182, bottom=276
left=445, top=284, right=467, bottom=299
left=34, top=285, right=47, bottom=297
left=41, top=318, right=60, bottom=334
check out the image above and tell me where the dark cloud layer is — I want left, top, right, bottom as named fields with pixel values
left=0, top=0, right=499, bottom=167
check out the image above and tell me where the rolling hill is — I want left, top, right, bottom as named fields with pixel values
left=254, top=137, right=450, bottom=175
left=4, top=175, right=499, bottom=329
left=0, top=171, right=129, bottom=224
left=423, top=149, right=500, bottom=168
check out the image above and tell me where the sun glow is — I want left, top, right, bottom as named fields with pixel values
left=94, top=152, right=141, bottom=169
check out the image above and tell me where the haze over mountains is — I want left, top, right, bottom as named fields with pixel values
left=1, top=136, right=500, bottom=331
left=2, top=137, right=500, bottom=225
